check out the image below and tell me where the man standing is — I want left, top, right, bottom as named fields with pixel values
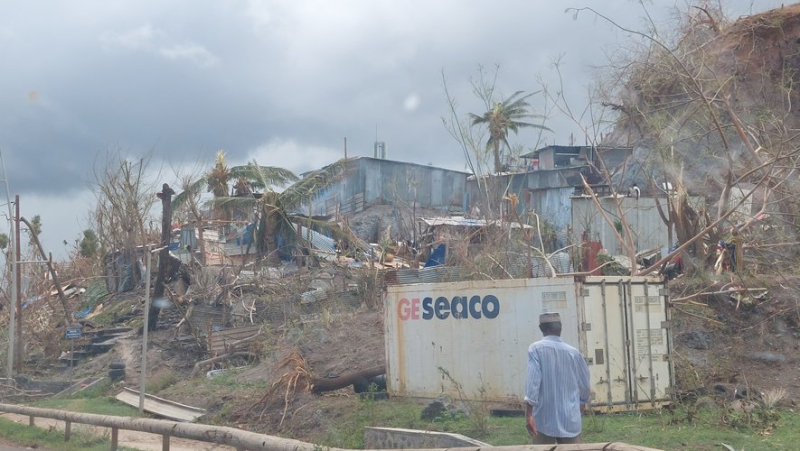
left=524, top=312, right=591, bottom=444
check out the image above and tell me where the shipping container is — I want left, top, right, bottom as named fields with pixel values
left=383, top=276, right=673, bottom=412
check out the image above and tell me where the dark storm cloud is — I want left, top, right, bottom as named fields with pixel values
left=0, top=0, right=784, bottom=256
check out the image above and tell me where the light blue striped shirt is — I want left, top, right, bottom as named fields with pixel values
left=524, top=335, right=591, bottom=438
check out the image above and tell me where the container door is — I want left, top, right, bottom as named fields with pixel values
left=625, top=280, right=671, bottom=407
left=580, top=279, right=632, bottom=411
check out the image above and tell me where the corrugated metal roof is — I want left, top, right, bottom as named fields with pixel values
left=419, top=217, right=533, bottom=229
left=386, top=266, right=464, bottom=285
left=299, top=226, right=336, bottom=260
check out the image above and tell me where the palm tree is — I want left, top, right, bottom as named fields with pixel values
left=173, top=152, right=298, bottom=264
left=214, top=159, right=347, bottom=264
left=206, top=151, right=231, bottom=198
left=469, top=91, right=550, bottom=173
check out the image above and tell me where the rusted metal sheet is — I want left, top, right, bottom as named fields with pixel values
left=384, top=276, right=672, bottom=412
left=208, top=324, right=263, bottom=355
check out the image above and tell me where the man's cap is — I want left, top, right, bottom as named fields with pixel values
left=539, top=312, right=561, bottom=324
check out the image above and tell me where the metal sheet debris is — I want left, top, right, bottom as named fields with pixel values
left=115, top=388, right=206, bottom=422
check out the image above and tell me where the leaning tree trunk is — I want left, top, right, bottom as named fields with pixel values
left=149, top=183, right=175, bottom=331
left=19, top=217, right=72, bottom=325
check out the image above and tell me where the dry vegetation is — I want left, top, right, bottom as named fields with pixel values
left=0, top=2, right=798, bottom=447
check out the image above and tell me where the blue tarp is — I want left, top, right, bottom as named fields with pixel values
left=235, top=223, right=256, bottom=246
left=73, top=306, right=93, bottom=318
left=424, top=244, right=446, bottom=267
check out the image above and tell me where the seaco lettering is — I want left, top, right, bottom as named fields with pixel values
left=397, top=295, right=499, bottom=320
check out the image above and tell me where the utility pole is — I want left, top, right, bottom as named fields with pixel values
left=14, top=195, right=21, bottom=372
left=139, top=245, right=152, bottom=413
left=149, top=184, right=174, bottom=331
left=343, top=137, right=348, bottom=221
left=0, top=149, right=17, bottom=382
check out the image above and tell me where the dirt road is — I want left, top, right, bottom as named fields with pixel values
left=0, top=413, right=234, bottom=451
left=0, top=436, right=39, bottom=450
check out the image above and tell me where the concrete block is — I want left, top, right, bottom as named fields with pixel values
left=363, top=426, right=490, bottom=449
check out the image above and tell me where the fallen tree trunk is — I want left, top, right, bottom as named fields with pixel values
left=311, top=366, right=385, bottom=394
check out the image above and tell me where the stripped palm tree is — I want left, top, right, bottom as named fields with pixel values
left=214, top=159, right=348, bottom=264
left=469, top=91, right=550, bottom=173
left=172, top=153, right=298, bottom=264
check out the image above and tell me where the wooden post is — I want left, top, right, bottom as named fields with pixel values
left=150, top=183, right=175, bottom=331
left=14, top=195, right=21, bottom=372
left=162, top=434, right=170, bottom=451
left=28, top=415, right=33, bottom=426
left=65, top=420, right=71, bottom=441
left=111, top=427, right=118, bottom=450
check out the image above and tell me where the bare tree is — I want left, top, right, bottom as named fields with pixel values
left=441, top=65, right=552, bottom=220
left=559, top=3, right=800, bottom=275
left=91, top=151, right=160, bottom=288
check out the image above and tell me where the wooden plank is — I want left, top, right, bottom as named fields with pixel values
left=209, top=325, right=263, bottom=354
left=115, top=388, right=206, bottom=422
left=53, top=377, right=103, bottom=398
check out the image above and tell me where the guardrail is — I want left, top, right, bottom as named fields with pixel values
left=0, top=403, right=662, bottom=451
left=0, top=402, right=312, bottom=451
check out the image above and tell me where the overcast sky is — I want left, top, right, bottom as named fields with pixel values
left=0, top=0, right=781, bottom=259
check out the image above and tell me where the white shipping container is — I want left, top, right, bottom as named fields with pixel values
left=384, top=276, right=673, bottom=412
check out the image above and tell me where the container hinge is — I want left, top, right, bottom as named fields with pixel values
left=581, top=288, right=590, bottom=297
left=581, top=322, right=592, bottom=331
left=662, top=354, right=670, bottom=361
left=659, top=288, right=669, bottom=296
left=585, top=357, right=594, bottom=365
left=661, top=321, right=670, bottom=329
